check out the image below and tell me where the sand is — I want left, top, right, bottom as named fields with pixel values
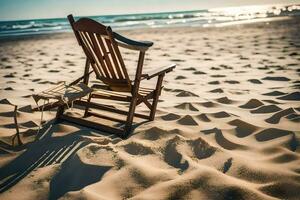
left=0, top=17, right=300, bottom=200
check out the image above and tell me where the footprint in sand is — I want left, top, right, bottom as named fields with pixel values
left=187, top=137, right=217, bottom=159
left=164, top=136, right=189, bottom=171
left=123, top=142, right=154, bottom=155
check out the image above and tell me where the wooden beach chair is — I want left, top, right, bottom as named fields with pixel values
left=54, top=15, right=175, bottom=138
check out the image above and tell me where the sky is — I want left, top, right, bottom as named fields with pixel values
left=0, top=0, right=300, bottom=21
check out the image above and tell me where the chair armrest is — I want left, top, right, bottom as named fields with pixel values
left=143, top=64, right=176, bottom=80
left=113, top=32, right=154, bottom=51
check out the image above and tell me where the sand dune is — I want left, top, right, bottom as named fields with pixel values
left=0, top=17, right=300, bottom=199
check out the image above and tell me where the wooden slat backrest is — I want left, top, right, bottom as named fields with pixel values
left=70, top=17, right=131, bottom=92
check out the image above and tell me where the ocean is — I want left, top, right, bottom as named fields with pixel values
left=0, top=4, right=299, bottom=38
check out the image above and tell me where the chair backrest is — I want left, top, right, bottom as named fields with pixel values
left=68, top=15, right=131, bottom=92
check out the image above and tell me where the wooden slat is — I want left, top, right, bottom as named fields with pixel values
left=88, top=32, right=109, bottom=78
left=106, top=28, right=130, bottom=82
left=92, top=93, right=130, bottom=102
left=74, top=100, right=149, bottom=120
left=96, top=34, right=117, bottom=79
left=60, top=114, right=124, bottom=136
left=78, top=31, right=103, bottom=78
left=88, top=111, right=126, bottom=123
left=82, top=32, right=109, bottom=78
left=105, top=38, right=124, bottom=79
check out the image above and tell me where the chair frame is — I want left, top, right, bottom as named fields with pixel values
left=55, top=15, right=175, bottom=138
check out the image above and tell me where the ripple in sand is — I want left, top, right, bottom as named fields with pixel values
left=3, top=73, right=15, bottom=78
left=4, top=87, right=13, bottom=90
left=262, top=99, right=282, bottom=105
left=255, top=128, right=293, bottom=142
left=225, top=80, right=240, bottom=84
left=263, top=91, right=286, bottom=96
left=209, top=88, right=224, bottom=93
left=193, top=71, right=206, bottom=75
left=286, top=113, right=300, bottom=122
left=265, top=108, right=296, bottom=124
left=211, top=75, right=226, bottom=78
left=228, top=119, right=258, bottom=138
left=176, top=91, right=199, bottom=97
left=210, top=111, right=231, bottom=118
left=239, top=99, right=264, bottom=109
left=248, top=79, right=262, bottom=84
left=177, top=115, right=198, bottom=126
left=170, top=59, right=184, bottom=62
left=196, top=113, right=211, bottom=122
left=175, top=103, right=199, bottom=111
left=175, top=76, right=186, bottom=80
left=161, top=113, right=181, bottom=121
left=182, top=67, right=196, bottom=71
left=208, top=81, right=220, bottom=85
left=201, top=128, right=246, bottom=150
left=197, top=101, right=217, bottom=108
left=143, top=127, right=170, bottom=140
left=215, top=97, right=235, bottom=104
left=250, top=105, right=282, bottom=114
left=262, top=76, right=291, bottom=81
left=0, top=98, right=13, bottom=105
left=48, top=70, right=60, bottom=73
left=270, top=153, right=299, bottom=163
left=259, top=181, right=300, bottom=200
left=277, top=92, right=300, bottom=101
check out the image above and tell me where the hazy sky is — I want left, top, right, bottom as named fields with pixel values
left=0, top=0, right=299, bottom=21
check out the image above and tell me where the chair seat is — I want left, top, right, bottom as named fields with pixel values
left=90, top=84, right=155, bottom=102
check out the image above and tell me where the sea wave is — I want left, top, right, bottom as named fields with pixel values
left=0, top=4, right=299, bottom=38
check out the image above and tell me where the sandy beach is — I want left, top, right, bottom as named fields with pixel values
left=0, top=16, right=300, bottom=199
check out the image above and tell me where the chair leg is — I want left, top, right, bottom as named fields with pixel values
left=124, top=51, right=145, bottom=137
left=124, top=95, right=138, bottom=137
left=56, top=105, right=65, bottom=121
left=149, top=73, right=165, bottom=121
left=84, top=93, right=92, bottom=117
